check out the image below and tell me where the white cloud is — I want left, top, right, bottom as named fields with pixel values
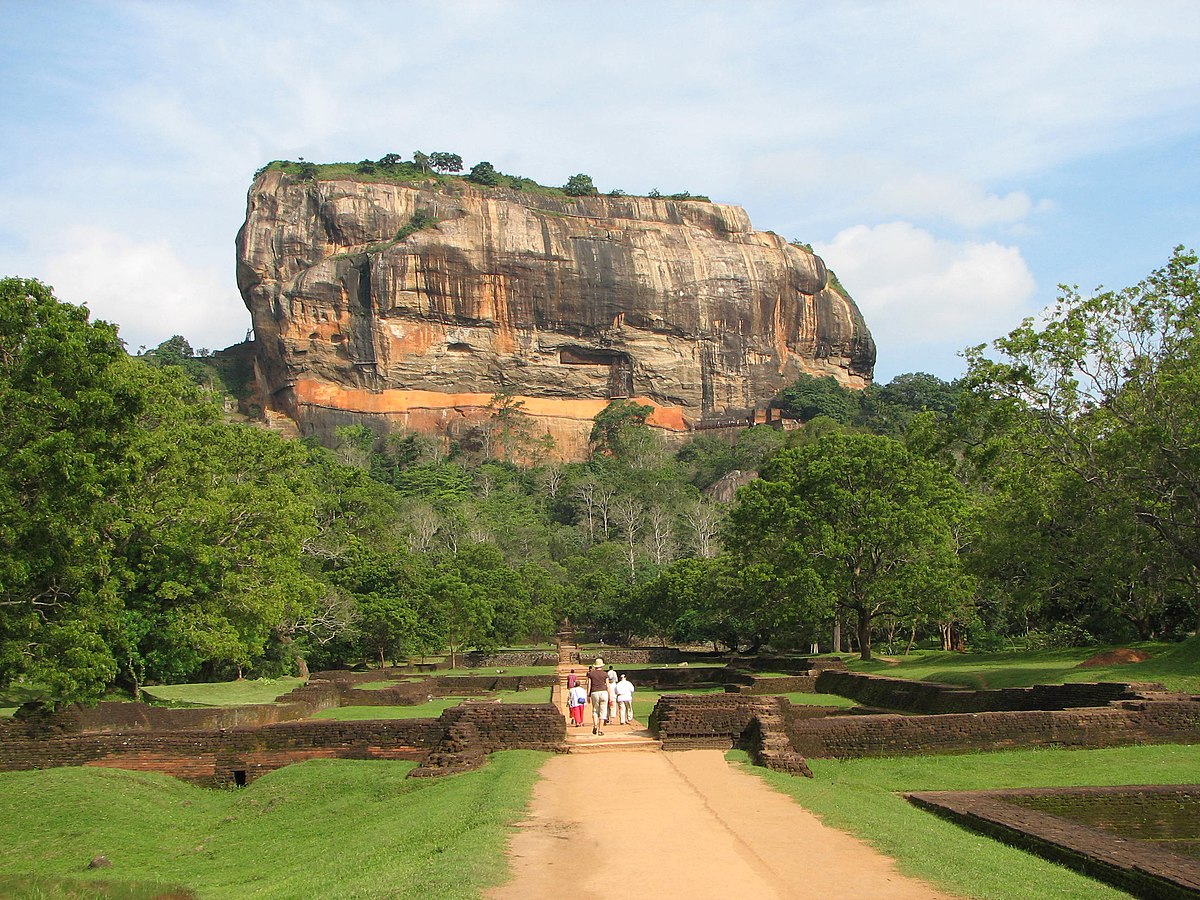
left=747, top=152, right=1044, bottom=230
left=40, top=228, right=249, bottom=352
left=815, top=223, right=1037, bottom=375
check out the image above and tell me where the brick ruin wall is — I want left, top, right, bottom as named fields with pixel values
left=785, top=701, right=1200, bottom=759
left=0, top=664, right=566, bottom=784
left=649, top=692, right=1200, bottom=772
left=463, top=649, right=559, bottom=667
left=814, top=670, right=1161, bottom=714
left=906, top=786, right=1200, bottom=898
left=0, top=702, right=566, bottom=785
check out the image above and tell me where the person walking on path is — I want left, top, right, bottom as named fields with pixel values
left=567, top=681, right=588, bottom=727
left=614, top=673, right=635, bottom=725
left=566, top=669, right=578, bottom=690
left=606, top=665, right=618, bottom=725
left=586, top=658, right=609, bottom=735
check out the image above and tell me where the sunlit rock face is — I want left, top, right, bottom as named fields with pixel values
left=236, top=171, right=875, bottom=459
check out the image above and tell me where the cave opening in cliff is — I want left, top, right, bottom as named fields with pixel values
left=559, top=347, right=634, bottom=398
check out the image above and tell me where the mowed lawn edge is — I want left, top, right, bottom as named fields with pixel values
left=0, top=751, right=550, bottom=899
left=736, top=742, right=1200, bottom=900
left=845, top=636, right=1200, bottom=693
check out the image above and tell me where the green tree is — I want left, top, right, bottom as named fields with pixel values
left=590, top=399, right=655, bottom=462
left=726, top=432, right=972, bottom=659
left=0, top=278, right=146, bottom=703
left=468, top=161, right=500, bottom=185
left=409, top=152, right=429, bottom=172
left=963, top=247, right=1200, bottom=632
left=776, top=373, right=856, bottom=423
left=563, top=173, right=598, bottom=197
left=429, top=152, right=463, bottom=173
left=485, top=390, right=541, bottom=464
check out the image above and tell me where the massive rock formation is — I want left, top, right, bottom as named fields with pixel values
left=236, top=170, right=875, bottom=458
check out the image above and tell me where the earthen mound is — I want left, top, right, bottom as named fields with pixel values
left=1076, top=648, right=1150, bottom=668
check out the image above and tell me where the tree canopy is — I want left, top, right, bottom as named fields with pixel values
left=726, top=432, right=972, bottom=659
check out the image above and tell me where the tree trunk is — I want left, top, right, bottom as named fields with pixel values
left=857, top=608, right=873, bottom=661
left=296, top=657, right=310, bottom=680
left=832, top=619, right=842, bottom=654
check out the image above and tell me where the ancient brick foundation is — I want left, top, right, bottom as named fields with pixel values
left=0, top=703, right=566, bottom=785
left=814, top=670, right=1163, bottom=714
left=785, top=701, right=1200, bottom=759
left=649, top=694, right=819, bottom=776
left=907, top=785, right=1200, bottom=898
left=462, top=650, right=559, bottom=668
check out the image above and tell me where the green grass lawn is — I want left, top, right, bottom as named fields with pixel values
left=350, top=679, right=423, bottom=690
left=779, top=691, right=858, bottom=708
left=312, top=688, right=552, bottom=721
left=739, top=742, right=1200, bottom=900
left=0, top=752, right=548, bottom=899
left=846, top=636, right=1200, bottom=693
left=438, top=665, right=557, bottom=677
left=139, top=678, right=305, bottom=707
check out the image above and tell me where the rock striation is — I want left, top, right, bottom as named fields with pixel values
left=236, top=170, right=875, bottom=458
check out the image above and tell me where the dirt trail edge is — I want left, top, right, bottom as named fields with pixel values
left=487, top=749, right=954, bottom=900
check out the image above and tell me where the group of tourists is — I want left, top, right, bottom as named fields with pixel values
left=565, top=658, right=635, bottom=734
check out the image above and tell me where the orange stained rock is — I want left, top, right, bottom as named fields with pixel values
left=293, top=380, right=692, bottom=431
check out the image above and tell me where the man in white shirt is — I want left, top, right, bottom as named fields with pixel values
left=614, top=673, right=635, bottom=725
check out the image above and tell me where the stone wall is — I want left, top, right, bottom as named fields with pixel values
left=0, top=703, right=567, bottom=785
left=785, top=701, right=1200, bottom=759
left=907, top=786, right=1200, bottom=898
left=649, top=694, right=815, bottom=776
left=572, top=648, right=685, bottom=665
left=814, top=670, right=1159, bottom=714
left=724, top=675, right=819, bottom=695
left=463, top=650, right=559, bottom=668
left=737, top=656, right=849, bottom=675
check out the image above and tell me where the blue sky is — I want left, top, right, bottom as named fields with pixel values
left=3, top=1, right=1199, bottom=382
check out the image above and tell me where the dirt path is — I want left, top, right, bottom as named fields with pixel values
left=487, top=749, right=953, bottom=900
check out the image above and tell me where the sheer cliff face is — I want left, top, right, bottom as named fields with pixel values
left=236, top=171, right=875, bottom=458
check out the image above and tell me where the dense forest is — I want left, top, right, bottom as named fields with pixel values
left=3, top=247, right=1199, bottom=706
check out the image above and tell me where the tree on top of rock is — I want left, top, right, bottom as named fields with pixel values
left=564, top=173, right=598, bottom=196
left=429, top=152, right=463, bottom=173
left=468, top=161, right=500, bottom=185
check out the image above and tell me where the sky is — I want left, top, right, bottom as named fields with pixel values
left=3, top=1, right=1199, bottom=382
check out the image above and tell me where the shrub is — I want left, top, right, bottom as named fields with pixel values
left=394, top=211, right=438, bottom=241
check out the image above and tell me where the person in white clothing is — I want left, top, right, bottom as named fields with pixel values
left=614, top=673, right=635, bottom=725
left=606, top=665, right=618, bottom=725
left=567, top=682, right=588, bottom=727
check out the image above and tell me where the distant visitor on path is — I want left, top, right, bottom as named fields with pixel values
left=606, top=665, right=619, bottom=724
left=615, top=673, right=635, bottom=725
left=567, top=669, right=578, bottom=690
left=567, top=681, right=588, bottom=727
left=587, top=658, right=609, bottom=735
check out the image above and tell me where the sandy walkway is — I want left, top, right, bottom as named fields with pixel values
left=487, top=749, right=953, bottom=900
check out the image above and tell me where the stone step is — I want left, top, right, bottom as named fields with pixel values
left=568, top=738, right=663, bottom=753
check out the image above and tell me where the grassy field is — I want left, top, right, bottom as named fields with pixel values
left=846, top=636, right=1200, bottom=693
left=312, top=687, right=553, bottom=721
left=0, top=752, right=548, bottom=899
left=740, top=742, right=1200, bottom=900
left=778, top=691, right=858, bottom=708
left=139, top=678, right=304, bottom=707
left=438, top=666, right=557, bottom=677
